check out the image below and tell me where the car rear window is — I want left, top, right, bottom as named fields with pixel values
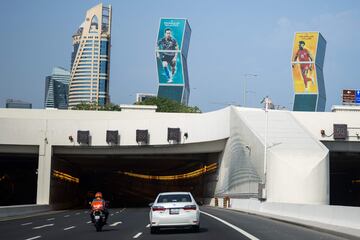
left=157, top=194, right=191, bottom=203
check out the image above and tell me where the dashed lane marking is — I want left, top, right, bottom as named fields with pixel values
left=116, top=211, right=119, bottom=214
left=109, top=221, right=122, bottom=226
left=25, top=236, right=41, bottom=240
left=110, top=214, right=114, bottom=216
left=146, top=224, right=150, bottom=228
left=133, top=232, right=142, bottom=238
left=86, top=221, right=92, bottom=224
left=21, top=222, right=33, bottom=226
left=201, top=211, right=260, bottom=240
left=64, top=226, right=76, bottom=231
left=32, top=224, right=54, bottom=230
left=75, top=213, right=80, bottom=215
left=64, top=215, right=70, bottom=218
left=47, top=218, right=55, bottom=221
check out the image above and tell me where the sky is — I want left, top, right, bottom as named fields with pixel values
left=1, top=0, right=360, bottom=112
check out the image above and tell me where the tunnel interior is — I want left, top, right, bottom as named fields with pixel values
left=0, top=153, right=38, bottom=206
left=330, top=151, right=360, bottom=206
left=51, top=149, right=219, bottom=209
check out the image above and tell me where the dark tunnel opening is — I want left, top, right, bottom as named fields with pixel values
left=330, top=151, right=360, bottom=207
left=50, top=150, right=219, bottom=209
left=0, top=153, right=38, bottom=206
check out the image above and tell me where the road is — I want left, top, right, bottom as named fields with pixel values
left=0, top=206, right=354, bottom=240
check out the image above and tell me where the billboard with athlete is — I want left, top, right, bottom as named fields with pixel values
left=291, top=32, right=319, bottom=94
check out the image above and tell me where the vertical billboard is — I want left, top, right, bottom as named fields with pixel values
left=156, top=18, right=191, bottom=105
left=291, top=32, right=319, bottom=94
left=292, top=32, right=326, bottom=112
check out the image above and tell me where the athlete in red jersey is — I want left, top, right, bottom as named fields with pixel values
left=293, top=41, right=314, bottom=89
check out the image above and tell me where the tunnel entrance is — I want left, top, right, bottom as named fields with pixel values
left=51, top=146, right=220, bottom=209
left=330, top=151, right=360, bottom=206
left=0, top=153, right=38, bottom=206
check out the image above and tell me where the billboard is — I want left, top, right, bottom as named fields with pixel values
left=292, top=63, right=318, bottom=93
left=292, top=32, right=319, bottom=94
left=156, top=53, right=184, bottom=84
left=157, top=19, right=186, bottom=50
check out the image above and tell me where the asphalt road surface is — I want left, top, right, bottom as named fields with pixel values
left=0, top=206, right=354, bottom=240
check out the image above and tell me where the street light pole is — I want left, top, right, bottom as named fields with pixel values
left=262, top=96, right=270, bottom=200
left=243, top=74, right=258, bottom=107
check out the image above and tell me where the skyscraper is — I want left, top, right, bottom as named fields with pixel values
left=44, top=67, right=70, bottom=109
left=68, top=4, right=112, bottom=108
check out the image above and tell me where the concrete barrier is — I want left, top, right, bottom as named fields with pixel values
left=0, top=204, right=51, bottom=218
left=207, top=198, right=360, bottom=237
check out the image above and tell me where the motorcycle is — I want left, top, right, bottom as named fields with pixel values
left=92, top=209, right=106, bottom=232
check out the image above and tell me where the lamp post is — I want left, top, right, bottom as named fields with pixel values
left=261, top=96, right=271, bottom=200
left=243, top=74, right=258, bottom=107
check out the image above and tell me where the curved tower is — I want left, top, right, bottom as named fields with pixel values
left=68, top=4, right=112, bottom=108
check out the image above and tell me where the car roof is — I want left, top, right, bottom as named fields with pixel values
left=157, top=192, right=191, bottom=196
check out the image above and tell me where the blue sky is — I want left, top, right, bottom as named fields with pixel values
left=1, top=0, right=360, bottom=111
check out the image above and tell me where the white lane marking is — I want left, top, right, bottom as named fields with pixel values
left=146, top=224, right=150, bottom=228
left=110, top=221, right=122, bottom=226
left=47, top=218, right=55, bottom=221
left=119, top=208, right=126, bottom=213
left=86, top=221, right=92, bottom=224
left=64, top=215, right=70, bottom=218
left=64, top=226, right=76, bottom=231
left=32, top=224, right=54, bottom=229
left=84, top=211, right=88, bottom=214
left=201, top=211, right=260, bottom=240
left=133, top=232, right=142, bottom=238
left=25, top=236, right=41, bottom=240
left=110, top=214, right=114, bottom=216
left=75, top=212, right=80, bottom=215
left=21, top=222, right=33, bottom=226
left=116, top=211, right=119, bottom=214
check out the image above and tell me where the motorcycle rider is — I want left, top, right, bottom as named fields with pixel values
left=90, top=192, right=109, bottom=224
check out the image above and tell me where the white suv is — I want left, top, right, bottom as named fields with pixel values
left=149, top=192, right=200, bottom=233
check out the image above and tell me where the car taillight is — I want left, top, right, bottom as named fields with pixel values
left=152, top=206, right=166, bottom=211
left=183, top=205, right=197, bottom=210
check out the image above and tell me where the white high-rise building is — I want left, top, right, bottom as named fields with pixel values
left=68, top=4, right=112, bottom=108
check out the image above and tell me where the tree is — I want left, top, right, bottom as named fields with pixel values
left=135, top=97, right=201, bottom=113
left=72, top=102, right=121, bottom=111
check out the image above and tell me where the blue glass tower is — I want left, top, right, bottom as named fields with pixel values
left=44, top=67, right=70, bottom=109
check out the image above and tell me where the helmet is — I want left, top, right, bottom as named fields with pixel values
left=95, top=192, right=103, bottom=199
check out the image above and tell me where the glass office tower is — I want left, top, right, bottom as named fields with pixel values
left=44, top=67, right=70, bottom=109
left=68, top=4, right=112, bottom=108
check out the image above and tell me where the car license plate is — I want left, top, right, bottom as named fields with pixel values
left=170, top=208, right=179, bottom=214
left=95, top=215, right=100, bottom=220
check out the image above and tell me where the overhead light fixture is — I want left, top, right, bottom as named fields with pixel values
left=77, top=130, right=90, bottom=145
left=136, top=129, right=149, bottom=145
left=106, top=130, right=119, bottom=145
left=168, top=128, right=181, bottom=144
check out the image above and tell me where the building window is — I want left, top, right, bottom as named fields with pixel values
left=100, top=61, right=108, bottom=74
left=100, top=41, right=108, bottom=55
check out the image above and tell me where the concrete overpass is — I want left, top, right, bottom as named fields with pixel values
left=0, top=105, right=359, bottom=215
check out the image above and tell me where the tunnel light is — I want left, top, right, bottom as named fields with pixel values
left=118, top=163, right=217, bottom=181
left=52, top=170, right=79, bottom=184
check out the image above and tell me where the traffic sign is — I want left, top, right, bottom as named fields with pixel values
left=356, top=90, right=360, bottom=104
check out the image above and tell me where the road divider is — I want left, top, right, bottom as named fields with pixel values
left=21, top=222, right=33, bottom=226
left=133, top=232, right=142, bottom=238
left=110, top=221, right=122, bottom=226
left=25, top=236, right=41, bottom=240
left=32, top=224, right=54, bottom=230
left=64, top=226, right=75, bottom=231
